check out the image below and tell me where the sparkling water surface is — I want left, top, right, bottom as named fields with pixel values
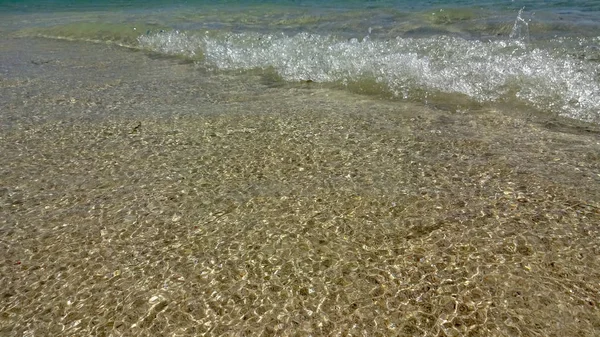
left=1, top=1, right=600, bottom=336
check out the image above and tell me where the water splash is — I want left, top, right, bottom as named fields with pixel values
left=509, top=7, right=533, bottom=42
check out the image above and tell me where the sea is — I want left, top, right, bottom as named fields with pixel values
left=1, top=0, right=599, bottom=123
left=2, top=1, right=600, bottom=336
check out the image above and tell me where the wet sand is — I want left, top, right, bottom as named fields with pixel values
left=1, top=38, right=600, bottom=336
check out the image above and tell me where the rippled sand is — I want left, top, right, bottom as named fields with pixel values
left=1, top=38, right=600, bottom=336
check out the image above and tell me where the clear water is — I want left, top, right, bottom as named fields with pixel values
left=1, top=2, right=600, bottom=337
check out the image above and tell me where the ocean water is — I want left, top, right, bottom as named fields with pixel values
left=1, top=0, right=600, bottom=123
left=2, top=1, right=600, bottom=337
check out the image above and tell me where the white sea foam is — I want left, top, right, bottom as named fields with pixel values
left=139, top=30, right=600, bottom=122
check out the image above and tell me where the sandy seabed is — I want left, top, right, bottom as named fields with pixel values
left=1, top=37, right=600, bottom=336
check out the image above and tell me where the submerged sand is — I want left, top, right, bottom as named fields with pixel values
left=1, top=37, right=600, bottom=336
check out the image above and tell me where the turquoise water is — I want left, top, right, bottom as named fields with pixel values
left=1, top=0, right=600, bottom=122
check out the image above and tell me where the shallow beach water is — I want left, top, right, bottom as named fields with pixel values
left=1, top=35, right=600, bottom=336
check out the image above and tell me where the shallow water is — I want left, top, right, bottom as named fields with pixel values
left=1, top=35, right=600, bottom=336
left=1, top=1, right=600, bottom=336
